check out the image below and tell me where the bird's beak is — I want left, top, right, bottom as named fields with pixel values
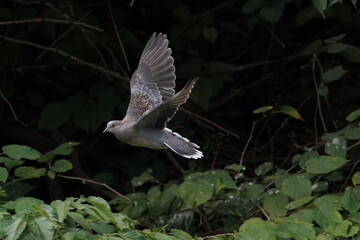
left=103, top=127, right=108, bottom=133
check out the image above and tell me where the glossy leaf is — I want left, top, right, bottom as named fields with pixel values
left=51, top=159, right=73, bottom=173
left=2, top=144, right=41, bottom=160
left=0, top=167, right=8, bottom=183
left=131, top=168, right=154, bottom=187
left=179, top=179, right=213, bottom=208
left=322, top=65, right=348, bottom=83
left=282, top=175, right=312, bottom=200
left=14, top=166, right=46, bottom=178
left=279, top=106, right=303, bottom=120
left=253, top=106, right=273, bottom=114
left=346, top=109, right=360, bottom=122
left=305, top=156, right=348, bottom=174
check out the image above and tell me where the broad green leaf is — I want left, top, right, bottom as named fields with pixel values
left=273, top=218, right=316, bottom=240
left=202, top=27, right=218, bottom=44
left=346, top=109, right=360, bottom=122
left=341, top=45, right=360, bottom=62
left=314, top=195, right=343, bottom=226
left=341, top=187, right=360, bottom=213
left=38, top=102, right=69, bottom=130
left=263, top=192, right=289, bottom=217
left=26, top=211, right=57, bottom=240
left=88, top=221, right=115, bottom=235
left=53, top=142, right=80, bottom=155
left=301, top=39, right=322, bottom=55
left=324, top=34, right=346, bottom=43
left=323, top=135, right=346, bottom=158
left=170, top=229, right=193, bottom=240
left=51, top=159, right=73, bottom=173
left=14, top=166, right=46, bottom=178
left=0, top=167, right=8, bottom=183
left=238, top=218, right=277, bottom=240
left=131, top=168, right=154, bottom=187
left=179, top=179, right=213, bottom=208
left=326, top=43, right=348, bottom=54
left=225, top=163, right=246, bottom=171
left=282, top=175, right=312, bottom=200
left=120, top=228, right=148, bottom=239
left=326, top=220, right=353, bottom=237
left=0, top=157, right=24, bottom=169
left=288, top=209, right=315, bottom=223
left=15, top=197, right=44, bottom=213
left=255, top=162, right=273, bottom=176
left=2, top=144, right=41, bottom=160
left=322, top=65, right=348, bottom=83
left=51, top=198, right=74, bottom=223
left=285, top=196, right=315, bottom=210
left=279, top=105, right=303, bottom=120
left=47, top=170, right=56, bottom=180
left=3, top=214, right=27, bottom=240
left=84, top=196, right=115, bottom=222
left=344, top=128, right=360, bottom=140
left=259, top=2, right=284, bottom=23
left=239, top=183, right=265, bottom=202
left=312, top=0, right=327, bottom=18
left=147, top=232, right=173, bottom=240
left=352, top=171, right=360, bottom=185
left=253, top=106, right=273, bottom=114
left=305, top=155, right=348, bottom=174
left=68, top=212, right=92, bottom=232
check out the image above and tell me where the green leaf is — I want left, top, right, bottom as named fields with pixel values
left=263, top=192, right=289, bottom=217
left=282, top=175, right=312, bottom=200
left=253, top=106, right=273, bottom=114
left=84, top=196, right=116, bottom=223
left=341, top=187, right=360, bottom=213
left=51, top=159, right=73, bottom=173
left=285, top=196, right=315, bottom=210
left=52, top=142, right=80, bottom=155
left=351, top=0, right=358, bottom=8
left=239, top=183, right=265, bottom=202
left=15, top=197, right=44, bottom=213
left=279, top=106, right=303, bottom=120
left=305, top=155, right=348, bottom=174
left=255, top=162, right=273, bottom=176
left=0, top=167, right=8, bottom=183
left=259, top=2, right=284, bottom=23
left=273, top=218, right=316, bottom=240
left=2, top=214, right=27, bottom=240
left=301, top=39, right=322, bottom=55
left=352, top=171, right=360, bottom=185
left=324, top=34, right=346, bottom=43
left=38, top=102, right=70, bottom=130
left=341, top=45, right=360, bottom=62
left=238, top=218, right=277, bottom=239
left=2, top=144, right=41, bottom=160
left=51, top=198, right=73, bottom=223
left=312, top=0, right=327, bottom=18
left=179, top=179, right=213, bottom=208
left=323, top=135, right=347, bottom=158
left=0, top=157, right=24, bottom=169
left=170, top=229, right=194, bottom=240
left=225, top=163, right=246, bottom=171
left=326, top=43, right=348, bottom=54
left=346, top=109, right=360, bottom=122
left=14, top=166, right=46, bottom=178
left=47, top=170, right=56, bottom=180
left=131, top=169, right=154, bottom=187
left=344, top=128, right=360, bottom=140
left=202, top=27, right=218, bottom=44
left=322, top=65, right=348, bottom=83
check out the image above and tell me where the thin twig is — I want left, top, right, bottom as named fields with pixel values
left=57, top=174, right=131, bottom=202
left=240, top=116, right=265, bottom=165
left=0, top=35, right=129, bottom=82
left=0, top=88, right=33, bottom=127
left=106, top=0, right=130, bottom=71
left=180, top=107, right=240, bottom=139
left=0, top=18, right=103, bottom=32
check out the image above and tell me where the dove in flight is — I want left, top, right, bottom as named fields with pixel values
left=104, top=33, right=203, bottom=159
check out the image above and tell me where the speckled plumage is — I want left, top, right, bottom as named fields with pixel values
left=104, top=33, right=203, bottom=159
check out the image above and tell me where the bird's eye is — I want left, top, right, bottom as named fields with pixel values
left=111, top=124, right=115, bottom=128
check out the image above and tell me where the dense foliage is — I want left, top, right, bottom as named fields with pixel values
left=1, top=0, right=360, bottom=239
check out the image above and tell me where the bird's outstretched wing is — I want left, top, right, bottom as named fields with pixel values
left=125, top=33, right=176, bottom=121
left=134, top=77, right=198, bottom=129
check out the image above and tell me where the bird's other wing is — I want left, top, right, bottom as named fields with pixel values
left=134, top=77, right=198, bottom=129
left=125, top=33, right=176, bottom=121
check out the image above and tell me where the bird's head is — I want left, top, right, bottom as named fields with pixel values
left=103, top=120, right=122, bottom=134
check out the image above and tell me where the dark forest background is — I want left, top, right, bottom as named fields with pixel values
left=0, top=0, right=360, bottom=239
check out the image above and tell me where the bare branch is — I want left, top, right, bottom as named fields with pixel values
left=0, top=35, right=129, bottom=82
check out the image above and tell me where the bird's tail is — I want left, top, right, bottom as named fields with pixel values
left=163, top=128, right=203, bottom=159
